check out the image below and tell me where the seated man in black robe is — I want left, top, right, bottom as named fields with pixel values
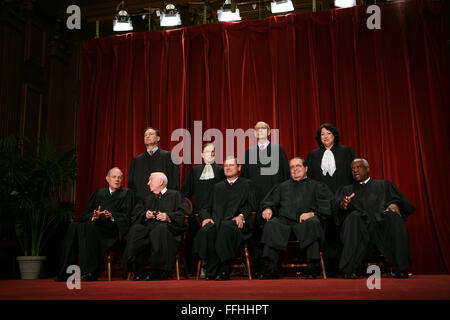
left=193, top=157, right=257, bottom=280
left=260, top=157, right=333, bottom=279
left=336, top=158, right=415, bottom=279
left=123, top=172, right=190, bottom=281
left=55, top=167, right=134, bottom=281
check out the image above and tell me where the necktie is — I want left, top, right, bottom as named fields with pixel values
left=154, top=192, right=162, bottom=199
left=150, top=150, right=153, bottom=156
left=260, top=145, right=264, bottom=151
left=361, top=182, right=366, bottom=186
left=229, top=182, right=233, bottom=186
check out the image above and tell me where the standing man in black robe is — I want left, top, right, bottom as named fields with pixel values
left=123, top=172, right=190, bottom=281
left=260, top=157, right=333, bottom=279
left=336, top=158, right=415, bottom=278
left=241, top=121, right=290, bottom=277
left=193, top=157, right=257, bottom=280
left=128, top=127, right=180, bottom=205
left=55, top=167, right=134, bottom=281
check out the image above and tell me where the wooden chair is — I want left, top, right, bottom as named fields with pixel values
left=280, top=233, right=327, bottom=279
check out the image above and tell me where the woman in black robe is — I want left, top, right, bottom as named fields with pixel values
left=306, top=123, right=355, bottom=275
left=181, top=143, right=225, bottom=275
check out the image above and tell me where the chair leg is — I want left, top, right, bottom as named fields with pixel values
left=176, top=253, right=180, bottom=280
left=182, top=252, right=189, bottom=279
left=244, top=245, right=252, bottom=280
left=319, top=252, right=327, bottom=280
left=107, top=254, right=112, bottom=281
left=127, top=272, right=132, bottom=281
left=196, top=260, right=202, bottom=280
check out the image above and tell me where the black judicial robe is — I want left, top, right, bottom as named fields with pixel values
left=199, top=177, right=257, bottom=236
left=128, top=149, right=180, bottom=204
left=306, top=144, right=355, bottom=194
left=181, top=163, right=225, bottom=214
left=260, top=178, right=333, bottom=251
left=193, top=177, right=257, bottom=274
left=241, top=143, right=290, bottom=206
left=335, top=179, right=415, bottom=273
left=306, top=144, right=354, bottom=263
left=123, top=189, right=190, bottom=272
left=79, top=187, right=134, bottom=236
left=58, top=187, right=134, bottom=277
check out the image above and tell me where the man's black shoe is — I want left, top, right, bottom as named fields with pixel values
left=132, top=273, right=146, bottom=281
left=393, top=271, right=409, bottom=279
left=305, top=272, right=317, bottom=280
left=260, top=272, right=279, bottom=280
left=145, top=272, right=161, bottom=281
left=205, top=275, right=216, bottom=280
left=159, top=272, right=169, bottom=280
left=344, top=272, right=359, bottom=279
left=54, top=274, right=69, bottom=282
left=81, top=273, right=97, bottom=281
left=215, top=272, right=230, bottom=281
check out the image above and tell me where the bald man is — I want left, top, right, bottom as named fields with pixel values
left=55, top=167, right=134, bottom=281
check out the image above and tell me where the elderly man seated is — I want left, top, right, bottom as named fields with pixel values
left=123, top=172, right=190, bottom=281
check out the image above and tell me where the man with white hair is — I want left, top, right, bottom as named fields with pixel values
left=335, top=158, right=415, bottom=278
left=123, top=172, right=190, bottom=280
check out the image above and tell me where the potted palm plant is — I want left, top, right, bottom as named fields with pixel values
left=0, top=134, right=77, bottom=279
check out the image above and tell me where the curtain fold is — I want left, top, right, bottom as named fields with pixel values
left=77, top=0, right=450, bottom=273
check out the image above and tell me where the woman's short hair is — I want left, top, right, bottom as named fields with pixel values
left=315, top=123, right=340, bottom=148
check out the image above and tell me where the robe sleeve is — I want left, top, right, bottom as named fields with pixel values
left=311, top=182, right=333, bottom=221
left=180, top=167, right=194, bottom=199
left=167, top=192, right=191, bottom=229
left=333, top=185, right=353, bottom=225
left=241, top=149, right=250, bottom=179
left=79, top=191, right=98, bottom=222
left=199, top=190, right=213, bottom=222
left=237, top=181, right=258, bottom=225
left=110, top=189, right=135, bottom=235
left=279, top=146, right=290, bottom=181
left=131, top=198, right=147, bottom=223
left=306, top=151, right=316, bottom=181
left=384, top=180, right=415, bottom=218
left=260, top=184, right=281, bottom=217
left=128, top=158, right=136, bottom=191
left=166, top=152, right=180, bottom=190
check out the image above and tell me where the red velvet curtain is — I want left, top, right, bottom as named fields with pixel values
left=78, top=0, right=450, bottom=274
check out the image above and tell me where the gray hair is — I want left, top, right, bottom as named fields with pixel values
left=107, top=167, right=123, bottom=177
left=150, top=172, right=168, bottom=186
left=353, top=158, right=369, bottom=168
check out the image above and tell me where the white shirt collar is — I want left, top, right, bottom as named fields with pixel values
left=360, top=177, right=371, bottom=185
left=227, top=177, right=239, bottom=184
left=257, top=141, right=270, bottom=150
left=109, top=187, right=116, bottom=194
left=161, top=187, right=168, bottom=195
left=147, top=146, right=159, bottom=154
